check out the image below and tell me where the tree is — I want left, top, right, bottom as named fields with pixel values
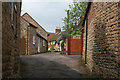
left=62, top=0, right=88, bottom=36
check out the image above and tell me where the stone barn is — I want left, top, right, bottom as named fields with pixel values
left=20, top=13, right=48, bottom=55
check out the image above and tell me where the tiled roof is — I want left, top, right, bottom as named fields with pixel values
left=22, top=13, right=48, bottom=33
left=56, top=31, right=68, bottom=42
left=48, top=31, right=68, bottom=42
left=21, top=12, right=48, bottom=39
left=48, top=32, right=55, bottom=41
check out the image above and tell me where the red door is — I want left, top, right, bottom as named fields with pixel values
left=68, top=34, right=83, bottom=55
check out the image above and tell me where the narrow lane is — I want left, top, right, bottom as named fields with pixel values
left=20, top=52, right=90, bottom=78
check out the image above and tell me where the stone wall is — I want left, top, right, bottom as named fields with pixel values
left=83, top=3, right=95, bottom=71
left=83, top=2, right=120, bottom=78
left=20, top=38, right=26, bottom=55
left=2, top=2, right=21, bottom=78
left=20, top=17, right=28, bottom=39
left=36, top=36, right=48, bottom=53
left=20, top=17, right=28, bottom=55
left=20, top=17, right=48, bottom=55
left=118, top=2, right=120, bottom=78
left=20, top=13, right=48, bottom=55
left=40, top=38, right=48, bottom=53
left=29, top=26, right=38, bottom=55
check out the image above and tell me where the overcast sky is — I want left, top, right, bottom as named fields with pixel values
left=21, top=0, right=73, bottom=33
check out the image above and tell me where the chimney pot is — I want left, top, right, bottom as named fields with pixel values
left=55, top=27, right=61, bottom=34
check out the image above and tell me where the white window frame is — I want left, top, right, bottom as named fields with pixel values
left=54, top=41, right=55, bottom=45
left=33, top=36, right=35, bottom=44
left=14, top=4, right=17, bottom=12
left=43, top=40, right=45, bottom=46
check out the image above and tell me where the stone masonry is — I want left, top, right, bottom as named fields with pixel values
left=20, top=17, right=28, bottom=55
left=83, top=2, right=120, bottom=78
left=2, top=2, right=21, bottom=78
left=28, top=24, right=38, bottom=55
left=36, top=36, right=48, bottom=53
left=20, top=13, right=48, bottom=55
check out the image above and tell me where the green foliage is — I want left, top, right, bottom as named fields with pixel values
left=61, top=41, right=65, bottom=51
left=70, top=30, right=82, bottom=36
left=62, top=0, right=88, bottom=36
left=50, top=42, right=54, bottom=52
left=62, top=35, right=67, bottom=42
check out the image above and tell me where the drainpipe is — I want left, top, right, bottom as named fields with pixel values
left=27, top=26, right=29, bottom=55
left=85, top=18, right=88, bottom=64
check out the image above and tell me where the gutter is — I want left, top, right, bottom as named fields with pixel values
left=73, top=2, right=91, bottom=64
left=36, top=30, right=48, bottom=42
left=27, top=25, right=29, bottom=55
left=84, top=2, right=91, bottom=64
left=85, top=18, right=88, bottom=64
left=83, top=2, right=91, bottom=27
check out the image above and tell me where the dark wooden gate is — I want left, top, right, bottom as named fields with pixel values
left=20, top=38, right=26, bottom=55
left=68, top=33, right=83, bottom=55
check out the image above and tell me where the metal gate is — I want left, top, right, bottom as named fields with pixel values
left=68, top=34, right=83, bottom=55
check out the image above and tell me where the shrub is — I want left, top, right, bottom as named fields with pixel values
left=50, top=45, right=54, bottom=52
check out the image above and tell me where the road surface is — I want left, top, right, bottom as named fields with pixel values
left=20, top=52, right=91, bottom=78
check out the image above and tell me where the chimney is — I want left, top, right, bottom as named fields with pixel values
left=55, top=27, right=61, bottom=34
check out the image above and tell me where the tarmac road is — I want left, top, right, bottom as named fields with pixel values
left=20, top=52, right=90, bottom=78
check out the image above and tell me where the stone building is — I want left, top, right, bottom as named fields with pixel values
left=48, top=28, right=68, bottom=52
left=48, top=27, right=61, bottom=51
left=20, top=13, right=48, bottom=55
left=48, top=27, right=67, bottom=51
left=82, top=2, right=120, bottom=78
left=2, top=2, right=22, bottom=78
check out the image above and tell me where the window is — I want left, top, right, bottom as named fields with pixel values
left=11, top=2, right=14, bottom=30
left=12, top=3, right=18, bottom=38
left=14, top=4, right=17, bottom=12
left=13, top=7, right=17, bottom=38
left=53, top=41, right=55, bottom=45
left=33, top=36, right=35, bottom=44
left=43, top=40, right=45, bottom=46
left=48, top=43, right=50, bottom=45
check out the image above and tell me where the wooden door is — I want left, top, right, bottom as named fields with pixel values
left=68, top=34, right=83, bottom=55
left=20, top=38, right=26, bottom=55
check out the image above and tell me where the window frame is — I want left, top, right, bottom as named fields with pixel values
left=33, top=36, right=35, bottom=45
left=43, top=40, right=45, bottom=46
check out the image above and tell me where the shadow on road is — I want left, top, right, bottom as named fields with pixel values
left=20, top=54, right=89, bottom=78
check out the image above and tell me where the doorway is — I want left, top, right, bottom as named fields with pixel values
left=38, top=37, right=40, bottom=53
